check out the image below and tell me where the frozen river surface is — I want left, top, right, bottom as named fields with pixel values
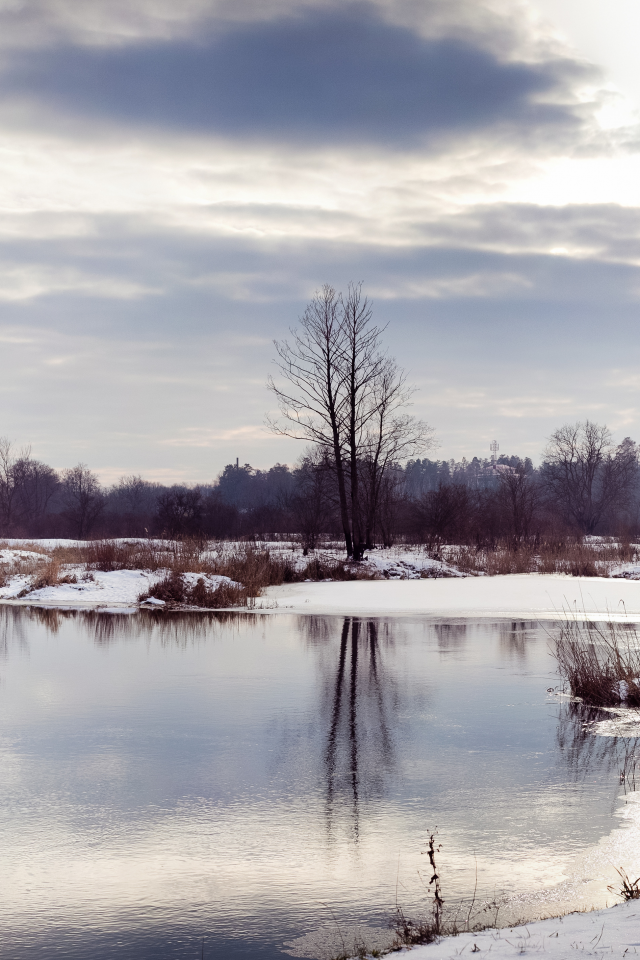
left=0, top=607, right=636, bottom=959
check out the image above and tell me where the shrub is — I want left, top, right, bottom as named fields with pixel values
left=139, top=573, right=246, bottom=609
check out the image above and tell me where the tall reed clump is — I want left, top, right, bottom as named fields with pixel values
left=553, top=616, right=640, bottom=706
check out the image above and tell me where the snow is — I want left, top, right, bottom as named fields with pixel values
left=0, top=562, right=243, bottom=609
left=0, top=568, right=161, bottom=608
left=180, top=572, right=241, bottom=590
left=0, top=548, right=49, bottom=563
left=383, top=901, right=640, bottom=960
left=612, top=563, right=640, bottom=580
left=256, top=575, right=640, bottom=621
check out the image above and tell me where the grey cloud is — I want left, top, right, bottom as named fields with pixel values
left=0, top=0, right=557, bottom=57
left=3, top=210, right=640, bottom=325
left=416, top=202, right=640, bottom=262
left=0, top=4, right=591, bottom=147
left=2, top=212, right=640, bottom=475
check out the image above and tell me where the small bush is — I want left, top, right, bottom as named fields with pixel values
left=140, top=573, right=246, bottom=609
left=298, top=557, right=377, bottom=581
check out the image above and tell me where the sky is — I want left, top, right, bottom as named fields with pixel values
left=1, top=0, right=640, bottom=483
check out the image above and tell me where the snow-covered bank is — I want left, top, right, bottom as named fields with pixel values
left=257, top=575, right=640, bottom=620
left=0, top=568, right=161, bottom=609
left=2, top=540, right=640, bottom=616
left=382, top=901, right=640, bottom=960
left=1, top=568, right=640, bottom=618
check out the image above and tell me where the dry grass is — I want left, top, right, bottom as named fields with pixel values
left=609, top=868, right=640, bottom=901
left=0, top=539, right=380, bottom=607
left=444, top=539, right=638, bottom=578
left=139, top=572, right=247, bottom=609
left=553, top=616, right=640, bottom=706
left=16, top=558, right=83, bottom=597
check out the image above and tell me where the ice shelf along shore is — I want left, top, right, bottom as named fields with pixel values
left=255, top=575, right=640, bottom=620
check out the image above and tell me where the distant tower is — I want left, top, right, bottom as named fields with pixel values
left=490, top=440, right=499, bottom=466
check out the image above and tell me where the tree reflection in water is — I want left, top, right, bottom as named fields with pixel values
left=0, top=605, right=260, bottom=647
left=0, top=606, right=30, bottom=657
left=556, top=699, right=640, bottom=789
left=323, top=618, right=397, bottom=842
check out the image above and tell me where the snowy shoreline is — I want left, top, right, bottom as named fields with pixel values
left=2, top=563, right=640, bottom=621
left=2, top=538, right=640, bottom=618
left=379, top=900, right=640, bottom=960
left=2, top=573, right=640, bottom=620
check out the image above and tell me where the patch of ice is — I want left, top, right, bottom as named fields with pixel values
left=255, top=575, right=640, bottom=620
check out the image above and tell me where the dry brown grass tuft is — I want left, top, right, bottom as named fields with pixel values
left=553, top=616, right=640, bottom=707
left=609, top=868, right=640, bottom=901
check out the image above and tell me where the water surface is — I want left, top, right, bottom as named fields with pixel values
left=0, top=607, right=634, bottom=959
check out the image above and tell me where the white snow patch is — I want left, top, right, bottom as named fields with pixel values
left=611, top=563, right=640, bottom=580
left=179, top=572, right=241, bottom=590
left=0, top=548, right=49, bottom=563
left=0, top=568, right=161, bottom=608
left=383, top=900, right=640, bottom=960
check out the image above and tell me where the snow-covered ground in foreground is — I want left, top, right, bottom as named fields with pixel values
left=382, top=901, right=640, bottom=960
left=257, top=575, right=640, bottom=621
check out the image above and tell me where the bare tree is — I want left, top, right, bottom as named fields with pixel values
left=156, top=486, right=203, bottom=539
left=413, top=482, right=471, bottom=547
left=116, top=475, right=151, bottom=514
left=291, top=449, right=336, bottom=553
left=61, top=464, right=105, bottom=539
left=0, top=438, right=28, bottom=535
left=360, top=359, right=434, bottom=548
left=496, top=459, right=540, bottom=542
left=268, top=284, right=353, bottom=554
left=541, top=422, right=637, bottom=535
left=12, top=458, right=59, bottom=534
left=269, top=283, right=432, bottom=559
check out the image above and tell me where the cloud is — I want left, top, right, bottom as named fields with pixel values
left=0, top=4, right=594, bottom=148
left=0, top=0, right=558, bottom=54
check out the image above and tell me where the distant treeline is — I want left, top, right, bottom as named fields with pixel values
left=1, top=422, right=639, bottom=546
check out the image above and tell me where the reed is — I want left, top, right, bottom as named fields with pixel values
left=553, top=616, right=640, bottom=706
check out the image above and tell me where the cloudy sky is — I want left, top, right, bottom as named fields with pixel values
left=1, top=0, right=640, bottom=482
